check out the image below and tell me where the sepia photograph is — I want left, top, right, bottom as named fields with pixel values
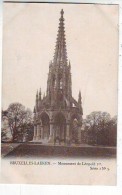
left=1, top=1, right=118, bottom=185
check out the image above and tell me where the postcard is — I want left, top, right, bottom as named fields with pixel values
left=1, top=1, right=118, bottom=185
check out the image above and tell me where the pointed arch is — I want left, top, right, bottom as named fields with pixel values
left=54, top=112, right=66, bottom=143
left=40, top=112, right=50, bottom=139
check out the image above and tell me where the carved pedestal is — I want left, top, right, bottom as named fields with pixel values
left=33, top=125, right=37, bottom=141
left=36, top=124, right=41, bottom=141
left=78, top=126, right=82, bottom=144
left=48, top=123, right=54, bottom=143
left=66, top=123, right=70, bottom=144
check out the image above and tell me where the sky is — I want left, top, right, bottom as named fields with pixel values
left=2, top=2, right=118, bottom=117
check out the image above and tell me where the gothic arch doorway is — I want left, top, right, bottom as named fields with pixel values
left=40, top=112, right=50, bottom=140
left=54, top=113, right=66, bottom=143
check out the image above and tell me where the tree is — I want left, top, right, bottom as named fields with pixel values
left=1, top=114, right=13, bottom=142
left=96, top=112, right=111, bottom=145
left=108, top=115, right=117, bottom=146
left=85, top=111, right=111, bottom=145
left=7, top=103, right=33, bottom=142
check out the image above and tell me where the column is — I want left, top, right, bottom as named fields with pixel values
left=78, top=126, right=82, bottom=144
left=66, top=123, right=70, bottom=144
left=33, top=125, right=37, bottom=141
left=36, top=124, right=41, bottom=141
left=42, top=126, right=44, bottom=139
left=62, top=125, right=64, bottom=141
left=40, top=124, right=43, bottom=139
left=40, top=120, right=43, bottom=139
left=48, top=123, right=54, bottom=143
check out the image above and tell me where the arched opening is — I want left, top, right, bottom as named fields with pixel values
left=57, top=73, right=63, bottom=106
left=71, top=114, right=79, bottom=143
left=52, top=74, right=56, bottom=89
left=59, top=73, right=63, bottom=90
left=54, top=113, right=66, bottom=143
left=40, top=112, right=50, bottom=140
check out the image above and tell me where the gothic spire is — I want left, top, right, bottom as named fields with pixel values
left=43, top=92, right=45, bottom=99
left=53, top=9, right=68, bottom=65
left=36, top=90, right=38, bottom=100
left=78, top=90, right=82, bottom=105
left=39, top=88, right=41, bottom=100
left=36, top=90, right=38, bottom=111
left=33, top=106, right=36, bottom=113
left=69, top=60, right=71, bottom=70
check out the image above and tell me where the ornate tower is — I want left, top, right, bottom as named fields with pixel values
left=33, top=9, right=83, bottom=144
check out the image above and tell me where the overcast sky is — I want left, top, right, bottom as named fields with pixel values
left=2, top=3, right=118, bottom=117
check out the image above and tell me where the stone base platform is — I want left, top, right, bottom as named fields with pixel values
left=3, top=143, right=116, bottom=158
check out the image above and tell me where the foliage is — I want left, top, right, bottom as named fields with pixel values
left=7, top=103, right=33, bottom=142
left=1, top=115, right=13, bottom=142
left=84, top=111, right=117, bottom=146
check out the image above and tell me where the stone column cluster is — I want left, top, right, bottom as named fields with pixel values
left=33, top=123, right=43, bottom=141
left=66, top=123, right=70, bottom=144
left=48, top=122, right=54, bottom=143
left=33, top=121, right=54, bottom=142
left=33, top=112, right=82, bottom=144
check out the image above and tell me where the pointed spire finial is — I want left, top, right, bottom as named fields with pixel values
left=53, top=9, right=68, bottom=65
left=39, top=88, right=41, bottom=100
left=33, top=106, right=36, bottom=113
left=39, top=88, right=41, bottom=94
left=61, top=9, right=64, bottom=16
left=78, top=90, right=82, bottom=105
left=79, top=90, right=81, bottom=96
left=36, top=90, right=39, bottom=111
left=69, top=60, right=71, bottom=68
left=36, top=90, right=38, bottom=97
